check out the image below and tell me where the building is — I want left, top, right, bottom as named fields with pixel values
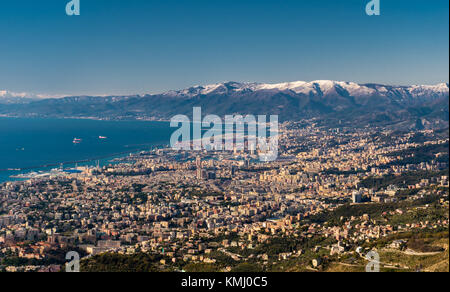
left=352, top=191, right=363, bottom=203
left=196, top=156, right=203, bottom=180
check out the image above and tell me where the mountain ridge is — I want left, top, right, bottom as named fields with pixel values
left=2, top=80, right=449, bottom=100
left=158, top=80, right=449, bottom=100
left=1, top=80, right=448, bottom=129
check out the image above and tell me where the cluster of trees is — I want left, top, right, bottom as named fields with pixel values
left=359, top=169, right=449, bottom=190
left=307, top=195, right=442, bottom=226
left=407, top=238, right=445, bottom=253
left=1, top=245, right=86, bottom=268
left=365, top=229, right=448, bottom=251
left=81, top=252, right=163, bottom=272
left=386, top=142, right=449, bottom=166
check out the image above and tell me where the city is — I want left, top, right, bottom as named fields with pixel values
left=1, top=120, right=448, bottom=272
left=0, top=0, right=448, bottom=278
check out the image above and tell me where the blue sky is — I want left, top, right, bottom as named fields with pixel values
left=0, top=0, right=448, bottom=96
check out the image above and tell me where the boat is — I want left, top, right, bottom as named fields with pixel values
left=73, top=138, right=82, bottom=144
left=99, top=136, right=108, bottom=139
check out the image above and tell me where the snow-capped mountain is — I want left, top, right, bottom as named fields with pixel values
left=0, top=80, right=448, bottom=128
left=0, top=90, right=44, bottom=104
left=162, top=80, right=449, bottom=101
left=3, top=80, right=448, bottom=102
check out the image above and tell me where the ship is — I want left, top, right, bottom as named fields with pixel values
left=99, top=136, right=108, bottom=139
left=73, top=138, right=82, bottom=144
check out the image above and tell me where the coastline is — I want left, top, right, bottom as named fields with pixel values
left=0, top=114, right=172, bottom=123
left=0, top=117, right=172, bottom=184
left=0, top=145, right=167, bottom=184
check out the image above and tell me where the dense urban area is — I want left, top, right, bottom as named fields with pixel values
left=1, top=120, right=448, bottom=272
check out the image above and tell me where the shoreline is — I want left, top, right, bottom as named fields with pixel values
left=0, top=115, right=172, bottom=123
left=0, top=145, right=166, bottom=184
left=0, top=116, right=172, bottom=184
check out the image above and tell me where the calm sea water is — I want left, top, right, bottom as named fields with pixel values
left=0, top=118, right=172, bottom=183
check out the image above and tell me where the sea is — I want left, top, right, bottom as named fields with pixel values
left=0, top=118, right=173, bottom=183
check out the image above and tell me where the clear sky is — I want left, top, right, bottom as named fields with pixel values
left=0, top=0, right=448, bottom=96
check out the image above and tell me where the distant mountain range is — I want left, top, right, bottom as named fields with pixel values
left=0, top=90, right=41, bottom=104
left=1, top=81, right=449, bottom=129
